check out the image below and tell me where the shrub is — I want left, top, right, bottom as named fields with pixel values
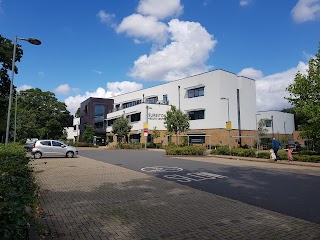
left=116, top=143, right=142, bottom=149
left=233, top=148, right=256, bottom=157
left=165, top=145, right=207, bottom=155
left=0, top=143, right=37, bottom=240
left=211, top=146, right=230, bottom=155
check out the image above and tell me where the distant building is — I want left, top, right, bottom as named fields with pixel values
left=256, top=111, right=295, bottom=136
left=105, top=69, right=257, bottom=147
left=64, top=117, right=80, bottom=142
left=79, top=97, right=114, bottom=145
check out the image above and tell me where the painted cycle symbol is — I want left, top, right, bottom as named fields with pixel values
left=141, top=166, right=183, bottom=173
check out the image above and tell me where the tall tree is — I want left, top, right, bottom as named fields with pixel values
left=0, top=35, right=23, bottom=141
left=112, top=115, right=132, bottom=143
left=164, top=105, right=190, bottom=144
left=286, top=43, right=320, bottom=149
left=16, top=88, right=72, bottom=140
left=82, top=125, right=94, bottom=143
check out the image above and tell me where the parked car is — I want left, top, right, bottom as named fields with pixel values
left=31, top=140, right=78, bottom=159
left=24, top=138, right=38, bottom=152
left=285, top=141, right=302, bottom=152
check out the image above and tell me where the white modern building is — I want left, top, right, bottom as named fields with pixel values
left=106, top=69, right=257, bottom=147
left=256, top=111, right=295, bottom=135
left=64, top=117, right=80, bottom=142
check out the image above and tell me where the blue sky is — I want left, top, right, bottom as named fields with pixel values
left=1, top=0, right=319, bottom=115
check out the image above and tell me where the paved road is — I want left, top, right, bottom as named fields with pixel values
left=80, top=149, right=320, bottom=224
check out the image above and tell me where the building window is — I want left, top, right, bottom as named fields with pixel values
left=107, top=118, right=117, bottom=126
left=146, top=96, right=158, bottom=104
left=188, top=110, right=205, bottom=120
left=188, top=87, right=204, bottom=98
left=131, top=113, right=141, bottom=122
left=266, top=119, right=272, bottom=127
left=163, top=94, right=168, bottom=104
left=122, top=99, right=142, bottom=109
left=94, top=104, right=105, bottom=129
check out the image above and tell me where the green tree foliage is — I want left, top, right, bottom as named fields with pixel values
left=286, top=43, right=320, bottom=149
left=82, top=125, right=94, bottom=143
left=257, top=118, right=269, bottom=136
left=16, top=88, right=72, bottom=140
left=112, top=115, right=132, bottom=143
left=164, top=105, right=190, bottom=144
left=75, top=107, right=80, bottom=118
left=0, top=35, right=23, bottom=140
left=152, top=126, right=160, bottom=146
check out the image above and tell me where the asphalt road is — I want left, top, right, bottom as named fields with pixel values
left=79, top=149, right=320, bottom=224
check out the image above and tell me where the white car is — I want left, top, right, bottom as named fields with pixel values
left=31, top=140, right=78, bottom=159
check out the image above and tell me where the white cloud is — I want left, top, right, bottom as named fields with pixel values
left=238, top=68, right=263, bottom=79
left=137, top=0, right=183, bottom=20
left=55, top=84, right=71, bottom=95
left=17, top=85, right=32, bottom=92
left=92, top=70, right=102, bottom=75
left=240, top=0, right=250, bottom=6
left=130, top=19, right=217, bottom=81
left=97, top=10, right=116, bottom=27
left=116, top=14, right=168, bottom=45
left=239, top=62, right=308, bottom=111
left=64, top=81, right=143, bottom=115
left=291, top=0, right=320, bottom=22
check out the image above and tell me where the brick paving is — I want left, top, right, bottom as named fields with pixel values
left=31, top=155, right=320, bottom=240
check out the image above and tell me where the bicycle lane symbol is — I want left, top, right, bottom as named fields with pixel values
left=140, top=166, right=227, bottom=183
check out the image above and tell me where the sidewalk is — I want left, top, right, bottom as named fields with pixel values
left=31, top=156, right=320, bottom=240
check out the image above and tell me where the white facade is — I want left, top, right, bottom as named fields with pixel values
left=256, top=111, right=295, bottom=134
left=106, top=70, right=257, bottom=134
left=64, top=117, right=80, bottom=142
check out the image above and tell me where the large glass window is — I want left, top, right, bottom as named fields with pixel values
left=187, top=87, right=204, bottom=98
left=94, top=104, right=105, bottom=129
left=163, top=94, right=168, bottom=104
left=266, top=119, right=272, bottom=127
left=131, top=113, right=141, bottom=122
left=122, top=99, right=142, bottom=109
left=188, top=110, right=205, bottom=120
left=146, top=96, right=158, bottom=104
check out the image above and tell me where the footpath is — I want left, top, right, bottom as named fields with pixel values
left=31, top=154, right=320, bottom=240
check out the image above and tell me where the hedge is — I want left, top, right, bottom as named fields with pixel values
left=0, top=143, right=37, bottom=240
left=211, top=146, right=255, bottom=157
left=115, top=143, right=142, bottom=149
left=165, top=145, right=207, bottom=155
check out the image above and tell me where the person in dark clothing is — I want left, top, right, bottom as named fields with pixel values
left=272, top=138, right=281, bottom=160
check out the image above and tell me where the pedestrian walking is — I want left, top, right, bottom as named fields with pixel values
left=272, top=137, right=281, bottom=160
left=287, top=146, right=293, bottom=162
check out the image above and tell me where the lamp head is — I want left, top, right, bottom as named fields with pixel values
left=27, top=38, right=41, bottom=45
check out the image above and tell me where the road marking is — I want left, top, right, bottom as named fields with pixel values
left=164, top=172, right=228, bottom=183
left=141, top=166, right=183, bottom=173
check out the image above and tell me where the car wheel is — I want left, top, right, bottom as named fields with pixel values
left=34, top=152, right=42, bottom=159
left=66, top=151, right=74, bottom=158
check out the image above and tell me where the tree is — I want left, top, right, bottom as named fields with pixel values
left=286, top=43, right=320, bottom=149
left=257, top=119, right=269, bottom=136
left=152, top=127, right=160, bottom=147
left=15, top=88, right=72, bottom=141
left=112, top=115, right=132, bottom=143
left=82, top=125, right=94, bottom=143
left=75, top=107, right=80, bottom=118
left=164, top=105, right=190, bottom=144
left=0, top=35, right=23, bottom=141
left=282, top=107, right=308, bottom=131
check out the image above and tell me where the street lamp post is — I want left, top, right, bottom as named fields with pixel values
left=5, top=36, right=41, bottom=145
left=221, top=97, right=231, bottom=152
left=255, top=113, right=261, bottom=151
left=145, top=105, right=152, bottom=150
